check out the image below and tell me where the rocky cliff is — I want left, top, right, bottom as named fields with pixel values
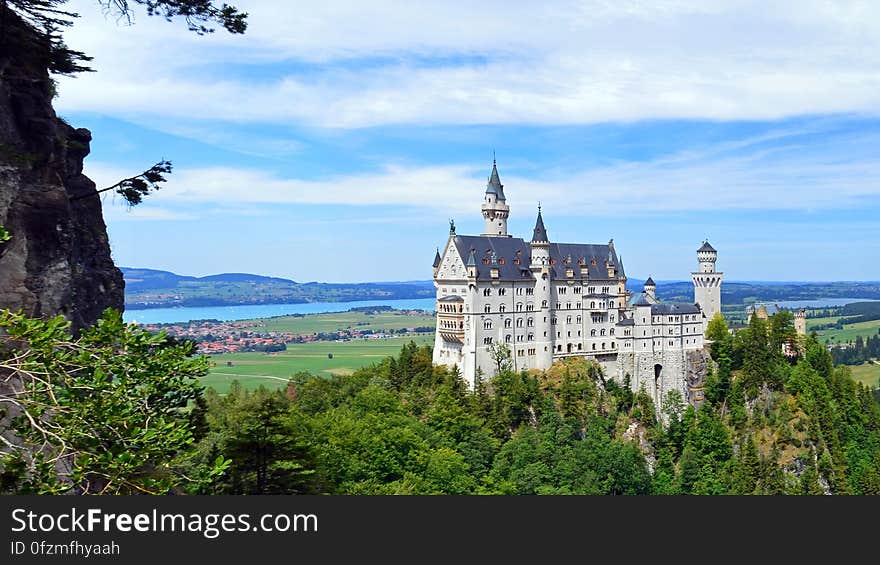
left=0, top=16, right=124, bottom=332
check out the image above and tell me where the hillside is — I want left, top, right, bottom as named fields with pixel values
left=124, top=268, right=880, bottom=311
left=122, top=267, right=435, bottom=309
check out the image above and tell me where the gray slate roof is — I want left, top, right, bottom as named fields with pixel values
left=485, top=162, right=506, bottom=201
left=433, top=249, right=441, bottom=268
left=450, top=235, right=624, bottom=282
left=698, top=241, right=716, bottom=253
left=650, top=303, right=701, bottom=315
left=438, top=295, right=464, bottom=302
left=532, top=210, right=548, bottom=242
left=644, top=276, right=655, bottom=286
left=629, top=292, right=653, bottom=306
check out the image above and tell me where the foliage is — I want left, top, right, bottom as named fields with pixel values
left=0, top=309, right=227, bottom=494
left=1, top=0, right=247, bottom=75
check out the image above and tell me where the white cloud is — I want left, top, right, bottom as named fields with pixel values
left=85, top=124, right=880, bottom=220
left=54, top=0, right=880, bottom=128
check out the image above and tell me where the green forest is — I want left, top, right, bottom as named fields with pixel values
left=2, top=308, right=878, bottom=495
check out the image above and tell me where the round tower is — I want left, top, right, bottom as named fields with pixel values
left=529, top=206, right=553, bottom=369
left=481, top=160, right=510, bottom=237
left=692, top=240, right=723, bottom=333
left=643, top=276, right=656, bottom=302
left=795, top=308, right=807, bottom=335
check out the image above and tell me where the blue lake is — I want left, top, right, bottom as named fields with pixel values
left=123, top=298, right=437, bottom=325
left=764, top=298, right=879, bottom=309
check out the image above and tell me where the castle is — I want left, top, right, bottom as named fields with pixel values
left=746, top=303, right=807, bottom=336
left=432, top=161, right=720, bottom=406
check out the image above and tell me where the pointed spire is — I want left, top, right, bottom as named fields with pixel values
left=531, top=206, right=548, bottom=243
left=645, top=276, right=655, bottom=287
left=466, top=249, right=477, bottom=267
left=433, top=248, right=441, bottom=268
left=485, top=160, right=505, bottom=201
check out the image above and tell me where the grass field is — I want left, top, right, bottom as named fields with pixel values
left=813, top=319, right=880, bottom=344
left=847, top=362, right=880, bottom=388
left=203, top=334, right=434, bottom=393
left=241, top=310, right=435, bottom=334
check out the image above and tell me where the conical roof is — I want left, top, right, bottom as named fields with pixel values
left=433, top=248, right=441, bottom=268
left=532, top=208, right=548, bottom=242
left=485, top=161, right=506, bottom=201
left=698, top=241, right=716, bottom=253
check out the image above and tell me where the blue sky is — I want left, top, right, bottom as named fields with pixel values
left=55, top=0, right=880, bottom=282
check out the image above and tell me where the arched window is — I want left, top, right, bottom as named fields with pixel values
left=484, top=305, right=491, bottom=313
left=498, top=288, right=506, bottom=296
left=516, top=303, right=523, bottom=312
left=484, top=320, right=493, bottom=330
left=592, top=343, right=596, bottom=350
left=504, top=318, right=512, bottom=328
left=505, top=334, right=512, bottom=343
left=483, top=288, right=491, bottom=296
left=516, top=319, right=524, bottom=328
left=541, top=300, right=548, bottom=308
left=590, top=301, right=595, bottom=308
left=576, top=316, right=581, bottom=324
left=527, top=318, right=534, bottom=327
left=591, top=329, right=597, bottom=337
left=600, top=329, right=606, bottom=336
left=499, top=304, right=506, bottom=313
left=610, top=328, right=615, bottom=336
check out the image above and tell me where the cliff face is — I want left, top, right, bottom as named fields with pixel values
left=0, top=28, right=124, bottom=332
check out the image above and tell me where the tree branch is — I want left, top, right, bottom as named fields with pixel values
left=71, top=159, right=172, bottom=205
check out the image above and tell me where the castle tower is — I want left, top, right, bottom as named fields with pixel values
left=644, top=276, right=656, bottom=302
left=481, top=160, right=510, bottom=237
left=795, top=308, right=807, bottom=335
left=530, top=207, right=553, bottom=368
left=692, top=241, right=723, bottom=332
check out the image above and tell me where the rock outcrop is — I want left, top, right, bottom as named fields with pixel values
left=0, top=15, right=124, bottom=332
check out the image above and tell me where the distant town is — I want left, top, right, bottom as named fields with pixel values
left=138, top=308, right=434, bottom=355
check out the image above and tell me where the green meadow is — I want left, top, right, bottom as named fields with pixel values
left=809, top=317, right=880, bottom=344
left=204, top=334, right=434, bottom=393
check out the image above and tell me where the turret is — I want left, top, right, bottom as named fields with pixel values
left=481, top=160, right=511, bottom=237
left=644, top=276, right=656, bottom=302
left=697, top=240, right=717, bottom=273
left=795, top=308, right=807, bottom=335
left=692, top=240, right=723, bottom=333
left=466, top=249, right=477, bottom=279
left=529, top=206, right=550, bottom=268
left=432, top=248, right=441, bottom=278
left=529, top=206, right=553, bottom=368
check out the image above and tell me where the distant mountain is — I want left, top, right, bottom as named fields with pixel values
left=121, top=267, right=436, bottom=310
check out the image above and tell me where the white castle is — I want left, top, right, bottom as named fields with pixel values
left=432, top=161, right=722, bottom=406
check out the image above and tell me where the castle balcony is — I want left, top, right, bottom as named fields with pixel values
left=437, top=296, right=465, bottom=344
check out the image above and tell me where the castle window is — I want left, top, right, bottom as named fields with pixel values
left=566, top=316, right=572, bottom=324
left=517, top=319, right=524, bottom=328
left=528, top=348, right=536, bottom=356
left=484, top=305, right=491, bottom=313
left=576, top=303, right=581, bottom=309
left=483, top=337, right=493, bottom=345
left=505, top=318, right=512, bottom=328
left=516, top=303, right=523, bottom=312
left=526, top=288, right=534, bottom=295
left=590, top=301, right=596, bottom=309
left=499, top=304, right=506, bottom=313
left=577, top=343, right=582, bottom=351
left=600, top=329, right=606, bottom=336
left=484, top=320, right=493, bottom=330
left=527, top=318, right=534, bottom=327
left=591, top=329, right=596, bottom=337
left=557, top=332, right=561, bottom=338
left=559, top=287, right=566, bottom=295
left=498, top=288, right=506, bottom=296
left=574, top=287, right=582, bottom=294
left=528, top=333, right=534, bottom=341
left=576, top=316, right=581, bottom=324
left=609, top=301, right=614, bottom=308
left=483, top=288, right=491, bottom=296
left=542, top=300, right=548, bottom=308
left=567, top=331, right=571, bottom=337
left=611, top=343, right=616, bottom=349
left=517, top=335, right=523, bottom=342
left=505, top=334, right=511, bottom=343
left=592, top=343, right=596, bottom=350
left=602, top=343, right=606, bottom=349
left=527, top=304, right=534, bottom=311
left=566, top=303, right=571, bottom=309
